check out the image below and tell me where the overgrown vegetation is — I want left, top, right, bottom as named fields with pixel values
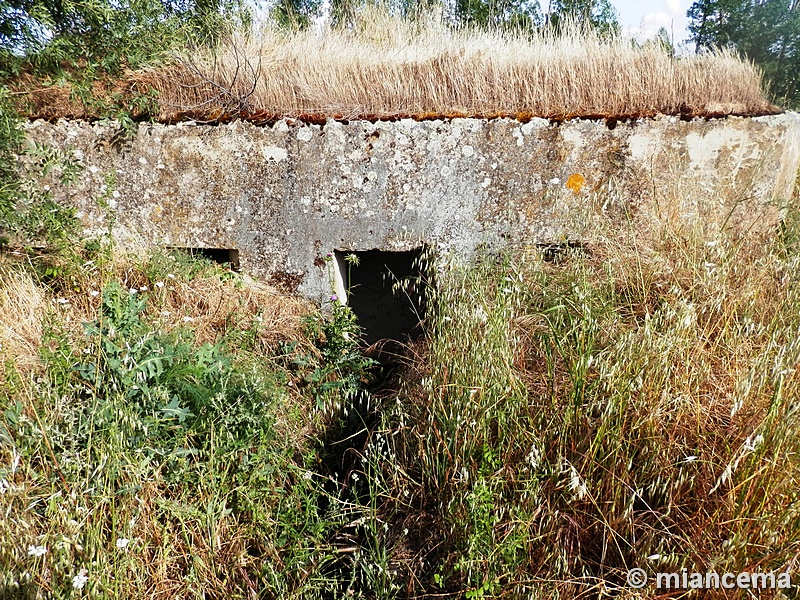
left=361, top=213, right=800, bottom=595
left=0, top=249, right=366, bottom=598
left=2, top=2, right=779, bottom=123
left=0, top=97, right=381, bottom=598
left=1, top=0, right=249, bottom=122
left=2, top=4, right=800, bottom=597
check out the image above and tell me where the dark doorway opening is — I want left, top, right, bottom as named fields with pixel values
left=334, top=249, right=426, bottom=358
left=168, top=247, right=240, bottom=271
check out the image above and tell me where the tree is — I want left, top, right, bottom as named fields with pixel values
left=270, top=0, right=322, bottom=29
left=687, top=0, right=800, bottom=107
left=322, top=0, right=616, bottom=33
left=450, top=0, right=543, bottom=29
left=646, top=26, right=676, bottom=56
left=1, top=0, right=249, bottom=77
left=544, top=0, right=619, bottom=34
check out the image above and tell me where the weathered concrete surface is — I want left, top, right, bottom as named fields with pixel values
left=25, top=114, right=800, bottom=302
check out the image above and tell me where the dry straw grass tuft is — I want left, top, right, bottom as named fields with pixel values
left=138, top=12, right=776, bottom=122
left=0, top=267, right=45, bottom=372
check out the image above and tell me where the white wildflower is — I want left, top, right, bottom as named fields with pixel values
left=154, top=281, right=164, bottom=288
left=138, top=286, right=148, bottom=292
left=89, top=290, right=99, bottom=297
left=72, top=568, right=88, bottom=589
left=167, top=273, right=175, bottom=279
left=129, top=288, right=137, bottom=294
left=182, top=316, right=193, bottom=323
left=303, top=471, right=313, bottom=481
left=115, top=538, right=130, bottom=550
left=160, top=311, right=171, bottom=317
left=56, top=298, right=69, bottom=304
left=549, top=177, right=560, bottom=185
left=28, top=545, right=47, bottom=557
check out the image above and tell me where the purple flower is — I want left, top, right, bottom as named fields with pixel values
left=330, top=294, right=338, bottom=302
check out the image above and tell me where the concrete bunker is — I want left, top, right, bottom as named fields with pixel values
left=22, top=114, right=800, bottom=308
left=331, top=249, right=426, bottom=353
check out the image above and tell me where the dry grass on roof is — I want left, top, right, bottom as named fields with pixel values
left=136, top=11, right=777, bottom=122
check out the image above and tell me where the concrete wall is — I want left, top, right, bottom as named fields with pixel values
left=25, top=113, right=800, bottom=302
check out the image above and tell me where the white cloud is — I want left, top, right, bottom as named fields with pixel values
left=617, top=0, right=692, bottom=44
left=667, top=0, right=683, bottom=14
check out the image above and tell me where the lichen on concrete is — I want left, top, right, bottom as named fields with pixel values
left=24, top=113, right=800, bottom=302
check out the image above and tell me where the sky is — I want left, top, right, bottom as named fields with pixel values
left=615, top=0, right=693, bottom=48
left=252, top=0, right=697, bottom=49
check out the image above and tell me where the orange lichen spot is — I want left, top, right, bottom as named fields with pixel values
left=566, top=173, right=586, bottom=194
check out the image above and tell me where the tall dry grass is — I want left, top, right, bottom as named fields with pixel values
left=0, top=268, right=45, bottom=374
left=138, top=12, right=776, bottom=122
left=360, top=194, right=800, bottom=595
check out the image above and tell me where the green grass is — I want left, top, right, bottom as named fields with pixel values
left=4, top=209, right=800, bottom=598
left=0, top=255, right=343, bottom=598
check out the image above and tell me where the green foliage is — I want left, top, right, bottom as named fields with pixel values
left=0, top=86, right=23, bottom=244
left=1, top=0, right=249, bottom=77
left=0, top=84, right=85, bottom=285
left=72, top=281, right=279, bottom=456
left=1, top=0, right=251, bottom=126
left=544, top=0, right=619, bottom=34
left=643, top=25, right=676, bottom=57
left=301, top=300, right=378, bottom=410
left=271, top=0, right=323, bottom=29
left=687, top=0, right=800, bottom=107
left=325, top=0, right=616, bottom=35
left=449, top=0, right=543, bottom=30
left=0, top=260, right=353, bottom=597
